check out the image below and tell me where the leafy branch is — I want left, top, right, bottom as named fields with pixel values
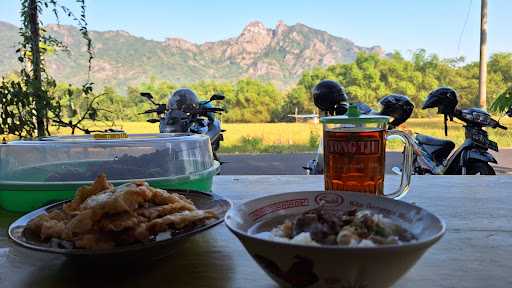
left=490, top=86, right=512, bottom=114
left=0, top=0, right=110, bottom=139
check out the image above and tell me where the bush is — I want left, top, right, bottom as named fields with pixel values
left=239, top=136, right=264, bottom=150
left=308, top=130, right=320, bottom=148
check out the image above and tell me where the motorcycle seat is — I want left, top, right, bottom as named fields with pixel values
left=416, top=134, right=455, bottom=163
left=416, top=134, right=454, bottom=147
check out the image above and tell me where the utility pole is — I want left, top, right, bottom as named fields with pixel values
left=479, top=0, right=488, bottom=110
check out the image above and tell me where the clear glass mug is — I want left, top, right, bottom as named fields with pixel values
left=321, top=114, right=414, bottom=199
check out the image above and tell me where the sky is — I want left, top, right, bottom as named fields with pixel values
left=0, top=0, right=510, bottom=61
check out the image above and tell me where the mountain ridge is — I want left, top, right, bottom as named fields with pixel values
left=0, top=20, right=384, bottom=90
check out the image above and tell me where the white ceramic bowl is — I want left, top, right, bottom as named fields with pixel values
left=225, top=191, right=445, bottom=288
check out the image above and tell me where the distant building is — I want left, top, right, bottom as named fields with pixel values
left=287, top=114, right=320, bottom=124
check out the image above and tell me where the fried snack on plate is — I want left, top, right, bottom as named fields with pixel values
left=23, top=175, right=218, bottom=249
left=25, top=210, right=70, bottom=239
left=63, top=174, right=113, bottom=213
left=98, top=213, right=146, bottom=232
left=79, top=182, right=153, bottom=212
left=148, top=188, right=195, bottom=206
left=136, top=200, right=196, bottom=220
left=133, top=210, right=217, bottom=241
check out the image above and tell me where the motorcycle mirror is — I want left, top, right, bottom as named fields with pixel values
left=210, top=94, right=225, bottom=101
left=506, top=106, right=512, bottom=117
left=140, top=92, right=154, bottom=100
left=104, top=128, right=125, bottom=133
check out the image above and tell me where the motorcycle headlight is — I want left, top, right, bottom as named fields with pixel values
left=462, top=112, right=474, bottom=121
left=472, top=112, right=490, bottom=124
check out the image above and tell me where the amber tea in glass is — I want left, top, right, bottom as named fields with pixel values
left=321, top=112, right=414, bottom=199
left=324, top=128, right=386, bottom=194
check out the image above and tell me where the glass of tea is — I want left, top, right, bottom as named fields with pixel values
left=321, top=111, right=414, bottom=199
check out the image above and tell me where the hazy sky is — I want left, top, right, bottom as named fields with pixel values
left=1, top=0, right=510, bottom=61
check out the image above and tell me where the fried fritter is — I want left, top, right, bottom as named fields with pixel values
left=98, top=213, right=146, bottom=232
left=136, top=201, right=196, bottom=220
left=80, top=182, right=153, bottom=213
left=63, top=183, right=153, bottom=237
left=63, top=209, right=96, bottom=239
left=39, top=220, right=66, bottom=240
left=24, top=175, right=217, bottom=249
left=25, top=209, right=70, bottom=238
left=63, top=174, right=113, bottom=213
left=148, top=188, right=195, bottom=206
left=133, top=210, right=217, bottom=241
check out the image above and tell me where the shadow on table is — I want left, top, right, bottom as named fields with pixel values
left=7, top=226, right=236, bottom=288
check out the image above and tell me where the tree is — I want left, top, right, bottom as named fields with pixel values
left=294, top=50, right=511, bottom=117
left=489, top=53, right=512, bottom=84
left=222, top=79, right=283, bottom=123
left=278, top=86, right=315, bottom=121
left=0, top=0, right=103, bottom=138
left=490, top=86, right=512, bottom=114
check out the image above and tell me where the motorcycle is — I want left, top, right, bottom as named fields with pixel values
left=140, top=89, right=225, bottom=161
left=405, top=87, right=507, bottom=175
left=304, top=85, right=508, bottom=175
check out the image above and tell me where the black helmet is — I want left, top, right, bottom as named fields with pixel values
left=379, top=94, right=414, bottom=127
left=168, top=88, right=200, bottom=111
left=422, top=87, right=458, bottom=116
left=423, top=87, right=459, bottom=136
left=312, top=80, right=349, bottom=115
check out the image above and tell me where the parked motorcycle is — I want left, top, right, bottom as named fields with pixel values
left=140, top=88, right=225, bottom=161
left=304, top=82, right=508, bottom=175
left=406, top=87, right=507, bottom=175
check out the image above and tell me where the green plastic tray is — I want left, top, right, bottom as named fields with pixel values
left=0, top=162, right=219, bottom=212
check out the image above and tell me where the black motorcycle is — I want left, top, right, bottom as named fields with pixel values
left=408, top=87, right=507, bottom=175
left=140, top=88, right=225, bottom=161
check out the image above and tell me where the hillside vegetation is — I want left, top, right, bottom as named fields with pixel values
left=3, top=50, right=509, bottom=125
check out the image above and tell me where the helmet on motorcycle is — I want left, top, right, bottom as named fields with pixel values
left=168, top=88, right=200, bottom=111
left=378, top=94, right=415, bottom=128
left=423, top=87, right=459, bottom=136
left=422, top=87, right=458, bottom=116
left=312, top=80, right=349, bottom=115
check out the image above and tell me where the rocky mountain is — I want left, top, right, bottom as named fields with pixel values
left=0, top=20, right=383, bottom=90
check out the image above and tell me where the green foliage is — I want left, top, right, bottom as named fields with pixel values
left=239, top=136, right=264, bottom=150
left=278, top=85, right=315, bottom=120
left=308, top=130, right=320, bottom=148
left=0, top=74, right=37, bottom=137
left=2, top=33, right=511, bottom=136
left=0, top=0, right=100, bottom=138
left=223, top=78, right=283, bottom=123
left=294, top=50, right=512, bottom=117
left=490, top=86, right=512, bottom=113
left=40, top=50, right=511, bottom=127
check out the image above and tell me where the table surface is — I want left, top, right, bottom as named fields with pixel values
left=1, top=175, right=511, bottom=288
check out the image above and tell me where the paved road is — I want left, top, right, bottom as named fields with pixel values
left=219, top=149, right=512, bottom=175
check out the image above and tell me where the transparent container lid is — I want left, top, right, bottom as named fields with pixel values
left=0, top=133, right=214, bottom=183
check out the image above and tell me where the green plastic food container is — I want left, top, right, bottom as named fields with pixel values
left=0, top=133, right=219, bottom=212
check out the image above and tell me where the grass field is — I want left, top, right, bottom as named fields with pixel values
left=43, top=117, right=512, bottom=153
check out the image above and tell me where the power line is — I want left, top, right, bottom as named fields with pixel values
left=457, top=0, right=473, bottom=56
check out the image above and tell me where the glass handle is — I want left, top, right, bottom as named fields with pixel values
left=384, top=130, right=414, bottom=199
